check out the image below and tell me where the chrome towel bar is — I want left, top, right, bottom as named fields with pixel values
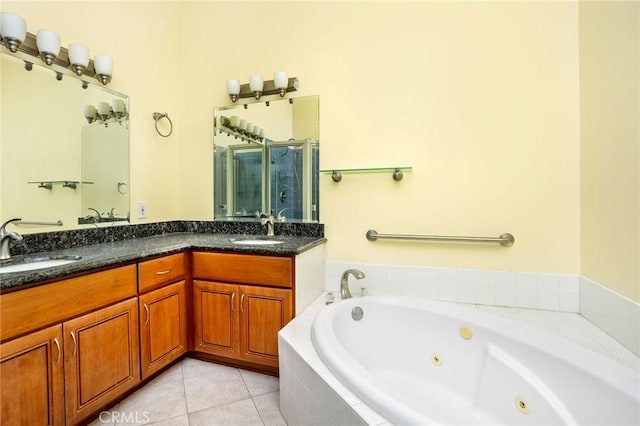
left=366, top=229, right=515, bottom=247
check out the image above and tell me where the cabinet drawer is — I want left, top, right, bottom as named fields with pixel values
left=0, top=265, right=137, bottom=342
left=192, top=252, right=293, bottom=288
left=138, top=253, right=186, bottom=293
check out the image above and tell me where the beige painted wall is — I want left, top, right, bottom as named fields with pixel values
left=579, top=1, right=640, bottom=302
left=7, top=2, right=635, bottom=299
left=178, top=1, right=581, bottom=275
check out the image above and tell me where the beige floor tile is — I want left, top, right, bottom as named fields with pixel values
left=117, top=366, right=187, bottom=424
left=240, top=369, right=280, bottom=397
left=253, top=391, right=286, bottom=426
left=184, top=368, right=250, bottom=413
left=188, top=399, right=264, bottom=426
left=147, top=414, right=191, bottom=426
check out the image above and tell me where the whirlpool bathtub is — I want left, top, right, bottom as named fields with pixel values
left=311, top=297, right=640, bottom=425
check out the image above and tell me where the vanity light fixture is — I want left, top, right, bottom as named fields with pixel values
left=1, top=16, right=115, bottom=87
left=249, top=74, right=264, bottom=100
left=226, top=72, right=299, bottom=103
left=273, top=71, right=288, bottom=96
left=0, top=13, right=27, bottom=53
left=94, top=55, right=113, bottom=85
left=68, top=43, right=90, bottom=76
left=227, top=79, right=240, bottom=103
left=35, top=29, right=60, bottom=65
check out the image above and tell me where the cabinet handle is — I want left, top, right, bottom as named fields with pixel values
left=70, top=331, right=77, bottom=358
left=144, top=303, right=150, bottom=325
left=53, top=338, right=61, bottom=366
left=231, top=293, right=236, bottom=312
left=156, top=269, right=172, bottom=275
left=240, top=294, right=245, bottom=313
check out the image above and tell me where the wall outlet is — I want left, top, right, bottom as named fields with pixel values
left=137, top=201, right=147, bottom=219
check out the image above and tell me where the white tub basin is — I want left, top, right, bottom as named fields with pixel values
left=0, top=256, right=81, bottom=274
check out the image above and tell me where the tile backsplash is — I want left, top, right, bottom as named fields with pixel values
left=325, top=261, right=580, bottom=312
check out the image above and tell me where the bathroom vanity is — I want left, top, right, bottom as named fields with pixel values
left=0, top=232, right=325, bottom=425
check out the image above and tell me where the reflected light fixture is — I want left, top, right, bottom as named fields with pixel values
left=1, top=13, right=27, bottom=53
left=96, top=101, right=112, bottom=123
left=226, top=72, right=299, bottom=103
left=83, top=104, right=98, bottom=124
left=68, top=43, right=90, bottom=76
left=94, top=54, right=113, bottom=85
left=249, top=74, right=264, bottom=100
left=36, top=29, right=61, bottom=65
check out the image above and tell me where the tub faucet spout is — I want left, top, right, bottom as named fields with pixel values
left=341, top=269, right=366, bottom=299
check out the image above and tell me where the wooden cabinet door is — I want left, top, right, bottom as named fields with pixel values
left=193, top=280, right=239, bottom=358
left=139, top=281, right=188, bottom=379
left=0, top=325, right=64, bottom=426
left=239, top=285, right=292, bottom=368
left=63, top=298, right=140, bottom=425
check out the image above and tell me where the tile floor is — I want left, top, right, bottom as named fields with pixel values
left=88, top=357, right=285, bottom=426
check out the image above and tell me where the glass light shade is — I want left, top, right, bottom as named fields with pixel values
left=226, top=79, right=240, bottom=95
left=239, top=119, right=247, bottom=131
left=36, top=29, right=60, bottom=58
left=111, top=99, right=125, bottom=113
left=245, top=123, right=254, bottom=134
left=259, top=128, right=265, bottom=139
left=1, top=13, right=27, bottom=52
left=230, top=115, right=239, bottom=127
left=252, top=126, right=261, bottom=137
left=274, top=71, right=288, bottom=89
left=68, top=43, right=90, bottom=74
left=83, top=104, right=97, bottom=119
left=249, top=74, right=264, bottom=92
left=94, top=55, right=113, bottom=75
left=96, top=101, right=111, bottom=116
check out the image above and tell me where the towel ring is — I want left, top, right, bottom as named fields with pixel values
left=153, top=112, right=173, bottom=137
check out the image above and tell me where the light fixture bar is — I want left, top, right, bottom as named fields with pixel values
left=4, top=31, right=103, bottom=85
left=236, top=77, right=299, bottom=101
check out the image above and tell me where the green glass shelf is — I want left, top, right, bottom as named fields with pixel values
left=319, top=166, right=412, bottom=182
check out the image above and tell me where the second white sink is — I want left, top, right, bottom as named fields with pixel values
left=0, top=256, right=82, bottom=274
left=231, top=239, right=283, bottom=246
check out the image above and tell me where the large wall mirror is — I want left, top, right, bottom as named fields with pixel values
left=213, top=96, right=319, bottom=222
left=0, top=53, right=130, bottom=233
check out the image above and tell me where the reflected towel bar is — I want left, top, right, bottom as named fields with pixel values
left=15, top=220, right=63, bottom=226
left=366, top=229, right=515, bottom=247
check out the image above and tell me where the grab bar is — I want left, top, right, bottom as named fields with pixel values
left=366, top=229, right=515, bottom=247
left=14, top=220, right=63, bottom=226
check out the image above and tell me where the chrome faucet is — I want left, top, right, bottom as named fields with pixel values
left=261, top=214, right=275, bottom=237
left=0, top=218, right=24, bottom=260
left=340, top=269, right=366, bottom=299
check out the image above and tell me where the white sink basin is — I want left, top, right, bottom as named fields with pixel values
left=0, top=256, right=81, bottom=274
left=231, top=239, right=283, bottom=246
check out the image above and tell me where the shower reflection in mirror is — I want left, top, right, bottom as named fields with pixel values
left=213, top=96, right=319, bottom=222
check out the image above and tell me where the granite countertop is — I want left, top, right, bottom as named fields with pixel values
left=0, top=232, right=326, bottom=291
